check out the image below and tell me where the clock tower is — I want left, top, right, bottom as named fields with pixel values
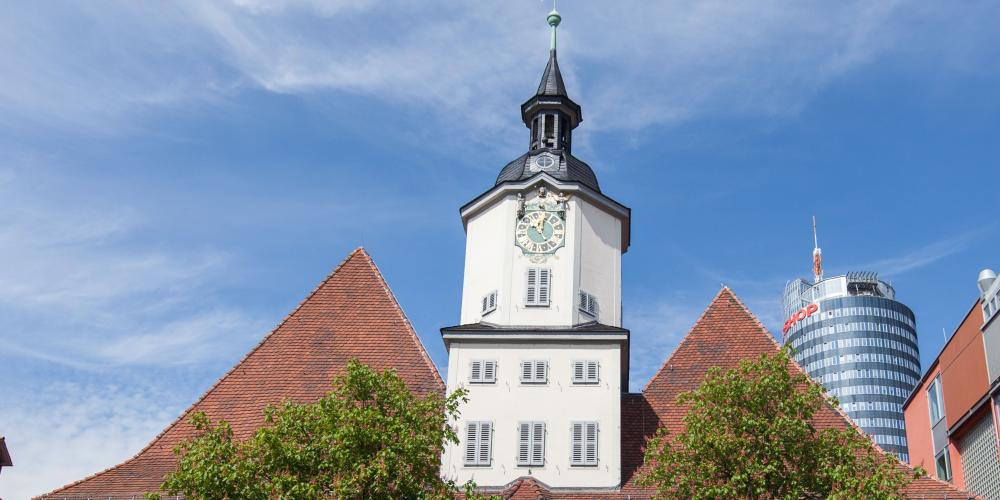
left=441, top=9, right=631, bottom=490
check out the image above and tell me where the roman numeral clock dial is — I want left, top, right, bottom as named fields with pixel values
left=515, top=208, right=566, bottom=255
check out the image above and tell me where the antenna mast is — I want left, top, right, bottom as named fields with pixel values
left=812, top=216, right=823, bottom=283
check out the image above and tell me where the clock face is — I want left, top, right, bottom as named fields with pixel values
left=515, top=210, right=566, bottom=254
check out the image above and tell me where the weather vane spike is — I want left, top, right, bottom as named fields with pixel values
left=812, top=215, right=823, bottom=283
left=547, top=2, right=561, bottom=51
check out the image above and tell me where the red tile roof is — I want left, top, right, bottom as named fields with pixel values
left=39, top=248, right=444, bottom=499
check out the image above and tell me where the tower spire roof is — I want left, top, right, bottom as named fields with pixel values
left=536, top=8, right=567, bottom=96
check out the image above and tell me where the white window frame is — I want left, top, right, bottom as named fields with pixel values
left=464, top=421, right=493, bottom=467
left=469, top=360, right=497, bottom=384
left=571, top=360, right=600, bottom=384
left=578, top=290, right=598, bottom=317
left=481, top=290, right=498, bottom=316
left=520, top=360, right=548, bottom=384
left=526, top=268, right=551, bottom=306
left=570, top=422, right=599, bottom=466
left=927, top=376, right=944, bottom=424
left=517, top=421, right=546, bottom=466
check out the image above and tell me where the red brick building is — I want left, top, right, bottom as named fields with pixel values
left=40, top=249, right=967, bottom=498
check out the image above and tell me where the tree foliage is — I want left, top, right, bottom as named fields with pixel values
left=147, top=359, right=471, bottom=499
left=638, top=348, right=923, bottom=499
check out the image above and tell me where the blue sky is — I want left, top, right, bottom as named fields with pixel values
left=2, top=1, right=999, bottom=497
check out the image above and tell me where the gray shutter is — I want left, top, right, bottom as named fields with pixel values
left=571, top=423, right=584, bottom=464
left=573, top=361, right=584, bottom=382
left=538, top=269, right=550, bottom=304
left=483, top=361, right=495, bottom=382
left=518, top=422, right=531, bottom=464
left=526, top=269, right=538, bottom=304
left=465, top=423, right=478, bottom=464
left=585, top=423, right=598, bottom=464
left=478, top=422, right=492, bottom=465
left=470, top=361, right=482, bottom=382
left=531, top=422, right=545, bottom=465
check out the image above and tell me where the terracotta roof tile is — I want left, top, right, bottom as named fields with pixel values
left=39, top=248, right=443, bottom=499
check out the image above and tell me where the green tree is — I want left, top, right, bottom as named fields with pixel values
left=147, top=359, right=471, bottom=499
left=638, top=348, right=923, bottom=499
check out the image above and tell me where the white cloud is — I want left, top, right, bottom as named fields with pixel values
left=845, top=229, right=983, bottom=278
left=0, top=381, right=185, bottom=499
left=1, top=1, right=995, bottom=146
left=0, top=164, right=264, bottom=368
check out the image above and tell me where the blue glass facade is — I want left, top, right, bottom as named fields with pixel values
left=783, top=276, right=920, bottom=462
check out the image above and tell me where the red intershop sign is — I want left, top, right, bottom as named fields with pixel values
left=783, top=303, right=819, bottom=335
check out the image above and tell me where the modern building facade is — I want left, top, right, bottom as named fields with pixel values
left=783, top=272, right=921, bottom=461
left=903, top=270, right=1000, bottom=499
left=980, top=269, right=1000, bottom=385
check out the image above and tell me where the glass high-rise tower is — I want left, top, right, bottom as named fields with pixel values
left=782, top=272, right=920, bottom=462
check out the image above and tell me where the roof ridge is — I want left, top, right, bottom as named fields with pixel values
left=641, top=287, right=731, bottom=393
left=41, top=247, right=371, bottom=498
left=359, top=249, right=444, bottom=388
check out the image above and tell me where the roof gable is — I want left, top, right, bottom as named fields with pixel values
left=41, top=248, right=443, bottom=499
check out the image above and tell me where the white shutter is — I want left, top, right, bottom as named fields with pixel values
left=465, top=423, right=478, bottom=465
left=521, top=361, right=532, bottom=381
left=518, top=422, right=531, bottom=464
left=538, top=269, right=550, bottom=305
left=579, top=291, right=587, bottom=311
left=481, top=296, right=488, bottom=313
left=478, top=422, right=492, bottom=465
left=571, top=423, right=584, bottom=464
left=488, top=291, right=496, bottom=309
left=470, top=361, right=482, bottom=382
left=483, top=361, right=495, bottom=382
left=573, top=361, right=584, bottom=382
left=526, top=269, right=538, bottom=304
left=587, top=361, right=599, bottom=383
left=588, top=294, right=597, bottom=315
left=585, top=423, right=598, bottom=465
left=531, top=422, right=545, bottom=465
left=535, top=361, right=547, bottom=382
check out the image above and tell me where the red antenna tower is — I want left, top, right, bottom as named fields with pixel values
left=812, top=216, right=823, bottom=283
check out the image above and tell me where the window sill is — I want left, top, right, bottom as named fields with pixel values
left=520, top=381, right=549, bottom=385
left=463, top=464, right=493, bottom=468
left=524, top=303, right=551, bottom=307
left=570, top=464, right=599, bottom=468
left=571, top=381, right=600, bottom=385
left=468, top=381, right=496, bottom=385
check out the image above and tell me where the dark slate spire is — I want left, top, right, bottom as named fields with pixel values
left=492, top=7, right=600, bottom=192
left=536, top=49, right=568, bottom=97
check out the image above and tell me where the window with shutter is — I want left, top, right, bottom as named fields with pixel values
left=572, top=360, right=599, bottom=384
left=464, top=421, right=493, bottom=466
left=470, top=360, right=496, bottom=384
left=520, top=360, right=547, bottom=384
left=518, top=422, right=545, bottom=466
left=570, top=422, right=598, bottom=466
left=526, top=268, right=550, bottom=306
left=481, top=290, right=497, bottom=315
left=578, top=290, right=598, bottom=317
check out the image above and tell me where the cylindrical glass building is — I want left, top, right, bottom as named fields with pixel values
left=782, top=272, right=920, bottom=462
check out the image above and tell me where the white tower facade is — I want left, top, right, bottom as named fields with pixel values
left=440, top=10, right=632, bottom=490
